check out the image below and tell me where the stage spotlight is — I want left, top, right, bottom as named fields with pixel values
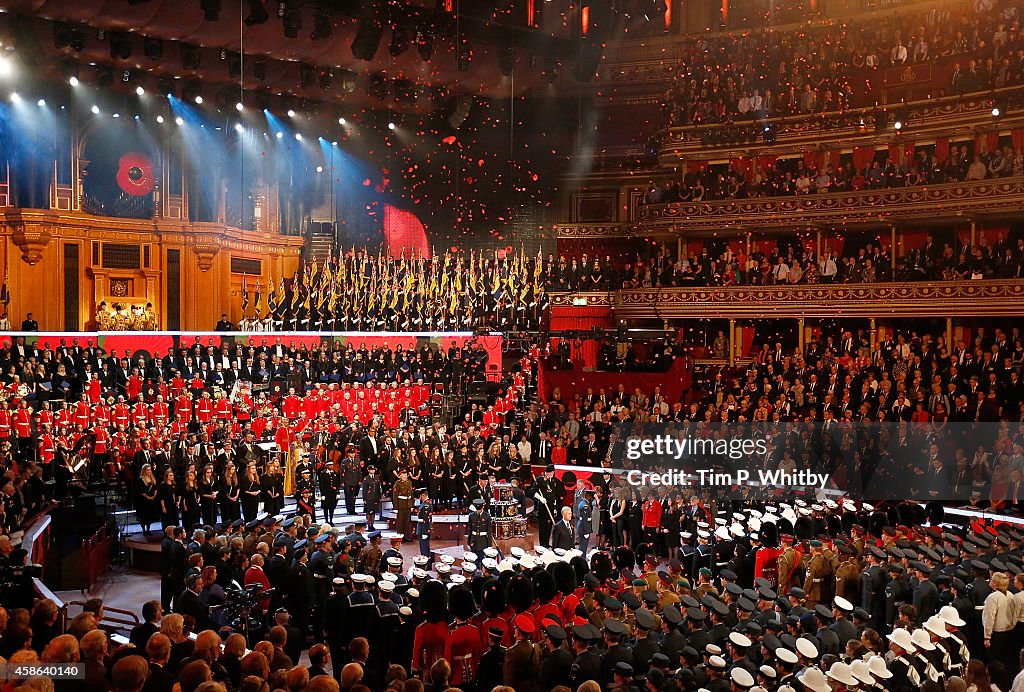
left=69, top=75, right=79, bottom=87
left=109, top=32, right=132, bottom=60
left=182, top=80, right=203, bottom=104
left=144, top=37, right=163, bottom=60
left=181, top=44, right=201, bottom=71
left=287, top=109, right=296, bottom=117
left=136, top=85, right=145, bottom=96
left=245, top=0, right=269, bottom=25
left=276, top=131, right=283, bottom=139
left=235, top=102, right=244, bottom=111
left=295, top=133, right=302, bottom=140
left=311, top=10, right=332, bottom=40
left=282, top=0, right=303, bottom=38
left=201, top=0, right=222, bottom=21
left=992, top=97, right=1006, bottom=118
left=158, top=77, right=175, bottom=98
left=234, top=122, right=244, bottom=132
left=762, top=122, right=776, bottom=144
left=91, top=104, right=100, bottom=114
left=893, top=108, right=908, bottom=131
left=9, top=93, right=19, bottom=104
left=415, top=30, right=432, bottom=60
left=338, top=117, right=346, bottom=125
left=175, top=116, right=184, bottom=125
left=316, top=165, right=323, bottom=173
left=156, top=115, right=164, bottom=123
left=352, top=17, right=383, bottom=61
left=37, top=99, right=45, bottom=106
left=390, top=27, right=410, bottom=56
left=112, top=112, right=120, bottom=118
left=388, top=121, right=395, bottom=130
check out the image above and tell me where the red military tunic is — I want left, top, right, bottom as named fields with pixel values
left=13, top=409, right=32, bottom=439
left=38, top=434, right=55, bottom=465
left=175, top=395, right=193, bottom=422
left=93, top=427, right=110, bottom=455
left=195, top=398, right=214, bottom=424
left=35, top=410, right=53, bottom=429
left=126, top=375, right=143, bottom=402
left=0, top=409, right=11, bottom=441
left=54, top=408, right=73, bottom=432
left=214, top=398, right=233, bottom=421
left=131, top=403, right=149, bottom=427
left=234, top=395, right=253, bottom=422
left=94, top=404, right=112, bottom=428
left=282, top=394, right=301, bottom=420
left=443, top=622, right=485, bottom=687
left=73, top=401, right=91, bottom=428
left=112, top=403, right=131, bottom=428
left=151, top=401, right=170, bottom=428
left=250, top=415, right=268, bottom=439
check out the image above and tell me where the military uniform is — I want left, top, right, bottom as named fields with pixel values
left=417, top=498, right=433, bottom=557
left=535, top=473, right=564, bottom=547
left=393, top=477, right=415, bottom=538
left=803, top=552, right=833, bottom=606
left=468, top=507, right=493, bottom=553
left=777, top=546, right=800, bottom=593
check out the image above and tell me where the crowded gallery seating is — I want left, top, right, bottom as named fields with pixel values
left=1, top=0, right=1024, bottom=689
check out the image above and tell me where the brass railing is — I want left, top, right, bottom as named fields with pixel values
left=603, top=280, right=1024, bottom=319
left=635, top=177, right=1024, bottom=232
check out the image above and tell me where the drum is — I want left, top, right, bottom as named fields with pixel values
left=493, top=483, right=514, bottom=502
left=493, top=518, right=515, bottom=540
left=514, top=518, right=528, bottom=537
left=493, top=500, right=519, bottom=518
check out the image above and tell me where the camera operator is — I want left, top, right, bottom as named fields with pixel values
left=0, top=548, right=40, bottom=611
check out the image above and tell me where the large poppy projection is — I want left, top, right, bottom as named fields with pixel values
left=81, top=125, right=156, bottom=219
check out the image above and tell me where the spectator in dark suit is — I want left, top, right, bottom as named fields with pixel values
left=174, top=574, right=211, bottom=632
left=551, top=507, right=576, bottom=551
left=307, top=643, right=330, bottom=680
left=274, top=610, right=304, bottom=667
left=142, top=634, right=175, bottom=692
left=20, top=313, right=38, bottom=332
left=129, top=601, right=162, bottom=650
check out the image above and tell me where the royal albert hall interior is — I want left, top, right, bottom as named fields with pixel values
left=0, top=0, right=1023, bottom=691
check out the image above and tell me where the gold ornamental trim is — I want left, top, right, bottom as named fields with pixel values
left=614, top=280, right=1024, bottom=319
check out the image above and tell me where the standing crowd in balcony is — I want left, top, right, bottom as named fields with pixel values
left=661, top=0, right=1021, bottom=127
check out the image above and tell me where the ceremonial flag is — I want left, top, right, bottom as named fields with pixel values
left=254, top=282, right=262, bottom=312
left=241, top=277, right=250, bottom=311
left=2, top=277, right=12, bottom=308
left=267, top=279, right=278, bottom=315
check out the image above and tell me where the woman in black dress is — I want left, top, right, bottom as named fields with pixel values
left=443, top=453, right=459, bottom=511
left=220, top=462, right=241, bottom=523
left=181, top=465, right=202, bottom=530
left=240, top=461, right=262, bottom=523
left=627, top=487, right=643, bottom=548
left=157, top=468, right=179, bottom=529
left=662, top=494, right=682, bottom=563
left=198, top=464, right=219, bottom=526
left=262, top=460, right=284, bottom=516
left=135, top=464, right=159, bottom=536
left=425, top=448, right=442, bottom=503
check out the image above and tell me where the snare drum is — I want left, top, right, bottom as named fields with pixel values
left=514, top=517, right=528, bottom=537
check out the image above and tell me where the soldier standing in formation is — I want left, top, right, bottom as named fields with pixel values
left=392, top=468, right=415, bottom=539
left=468, top=498, right=492, bottom=553
left=416, top=487, right=432, bottom=557
left=362, top=465, right=382, bottom=530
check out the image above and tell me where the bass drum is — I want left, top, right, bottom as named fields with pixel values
left=513, top=518, right=528, bottom=537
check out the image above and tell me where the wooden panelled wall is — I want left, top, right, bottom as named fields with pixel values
left=0, top=210, right=303, bottom=331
